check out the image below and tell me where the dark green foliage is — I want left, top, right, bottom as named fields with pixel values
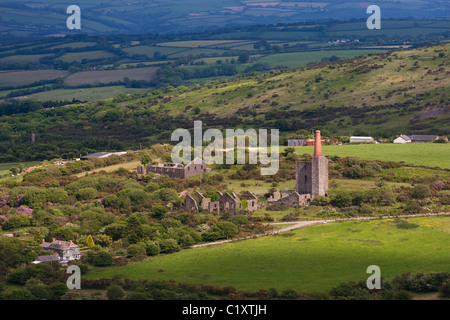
left=126, top=244, right=146, bottom=257
left=394, top=219, right=420, bottom=229
left=103, top=223, right=127, bottom=241
left=331, top=192, right=352, bottom=208
left=159, top=239, right=180, bottom=254
left=151, top=205, right=168, bottom=219
left=75, top=187, right=98, bottom=201
left=145, top=241, right=161, bottom=256
left=7, top=262, right=62, bottom=285
left=1, top=215, right=31, bottom=231
left=329, top=282, right=372, bottom=300
left=85, top=247, right=113, bottom=267
left=106, top=284, right=125, bottom=300
left=0, top=100, right=43, bottom=117
left=202, top=221, right=239, bottom=241
left=411, top=184, right=432, bottom=199
left=0, top=238, right=41, bottom=268
left=439, top=279, right=450, bottom=298
left=392, top=272, right=450, bottom=293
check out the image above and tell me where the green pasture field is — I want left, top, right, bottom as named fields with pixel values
left=123, top=45, right=185, bottom=58
left=0, top=161, right=42, bottom=179
left=64, top=67, right=159, bottom=87
left=167, top=48, right=227, bottom=58
left=286, top=144, right=450, bottom=169
left=47, top=42, right=98, bottom=50
left=0, top=54, right=53, bottom=64
left=25, top=86, right=149, bottom=102
left=376, top=167, right=450, bottom=182
left=156, top=40, right=245, bottom=48
left=0, top=70, right=68, bottom=87
left=59, top=50, right=117, bottom=63
left=86, top=216, right=450, bottom=293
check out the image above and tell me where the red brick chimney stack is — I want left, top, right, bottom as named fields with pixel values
left=314, top=130, right=322, bottom=157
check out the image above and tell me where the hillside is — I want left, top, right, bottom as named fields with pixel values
left=0, top=42, right=449, bottom=162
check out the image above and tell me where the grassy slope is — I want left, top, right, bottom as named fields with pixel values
left=115, top=42, right=450, bottom=137
left=86, top=216, right=450, bottom=292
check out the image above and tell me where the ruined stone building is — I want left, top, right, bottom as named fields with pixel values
left=240, top=191, right=258, bottom=212
left=184, top=191, right=258, bottom=214
left=144, top=158, right=211, bottom=179
left=270, top=130, right=329, bottom=207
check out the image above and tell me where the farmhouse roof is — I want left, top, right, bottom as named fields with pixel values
left=41, top=239, right=79, bottom=250
left=410, top=135, right=439, bottom=142
left=34, top=254, right=60, bottom=263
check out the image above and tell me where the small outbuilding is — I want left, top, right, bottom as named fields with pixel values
left=349, top=136, right=374, bottom=143
left=81, top=152, right=127, bottom=160
left=393, top=135, right=411, bottom=144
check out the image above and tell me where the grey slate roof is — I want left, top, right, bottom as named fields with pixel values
left=35, top=255, right=60, bottom=262
left=410, top=135, right=439, bottom=142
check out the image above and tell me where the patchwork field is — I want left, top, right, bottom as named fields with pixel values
left=59, top=51, right=117, bottom=63
left=0, top=69, right=68, bottom=87
left=0, top=54, right=52, bottom=64
left=86, top=216, right=450, bottom=292
left=25, top=86, right=149, bottom=102
left=64, top=67, right=159, bottom=87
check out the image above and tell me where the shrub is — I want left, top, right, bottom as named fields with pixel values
left=145, top=241, right=161, bottom=256
left=86, top=248, right=113, bottom=267
left=117, top=188, right=149, bottom=206
left=162, top=218, right=182, bottom=229
left=151, top=205, right=168, bottom=219
left=392, top=272, right=450, bottom=292
left=402, top=201, right=423, bottom=214
left=411, top=184, right=431, bottom=199
left=159, top=239, right=180, bottom=254
left=2, top=215, right=31, bottom=231
left=438, top=194, right=450, bottom=205
left=329, top=282, right=372, bottom=300
left=106, top=284, right=125, bottom=300
left=20, top=188, right=48, bottom=208
left=103, top=223, right=127, bottom=241
left=229, top=215, right=248, bottom=225
left=212, top=221, right=239, bottom=239
left=311, top=196, right=331, bottom=206
left=395, top=219, right=419, bottom=229
left=178, top=234, right=196, bottom=247
left=281, top=212, right=299, bottom=222
left=331, top=192, right=352, bottom=208
left=75, top=187, right=98, bottom=201
left=439, top=279, right=450, bottom=298
left=157, top=188, right=179, bottom=202
left=127, top=244, right=146, bottom=257
left=145, top=182, right=159, bottom=192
